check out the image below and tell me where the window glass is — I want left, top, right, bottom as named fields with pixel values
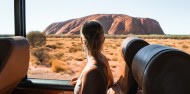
left=0, top=0, right=14, bottom=35
left=26, top=0, right=190, bottom=80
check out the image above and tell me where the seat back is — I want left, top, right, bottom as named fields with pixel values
left=121, top=36, right=149, bottom=68
left=0, top=36, right=29, bottom=94
left=120, top=36, right=149, bottom=94
left=132, top=44, right=190, bottom=94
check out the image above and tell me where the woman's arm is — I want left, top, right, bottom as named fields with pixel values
left=70, top=76, right=78, bottom=86
left=80, top=66, right=107, bottom=94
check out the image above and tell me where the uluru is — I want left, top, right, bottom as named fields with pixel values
left=43, top=14, right=164, bottom=35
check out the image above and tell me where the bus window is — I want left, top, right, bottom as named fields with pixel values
left=26, top=0, right=124, bottom=81
left=26, top=0, right=190, bottom=81
left=0, top=0, right=14, bottom=35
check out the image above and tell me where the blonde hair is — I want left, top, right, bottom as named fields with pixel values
left=80, top=20, right=104, bottom=53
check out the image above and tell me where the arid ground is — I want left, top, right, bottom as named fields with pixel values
left=28, top=37, right=190, bottom=82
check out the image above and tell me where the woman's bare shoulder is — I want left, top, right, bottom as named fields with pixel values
left=83, top=65, right=102, bottom=78
left=82, top=65, right=106, bottom=85
left=81, top=65, right=107, bottom=94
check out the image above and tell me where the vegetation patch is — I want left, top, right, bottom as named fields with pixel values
left=53, top=52, right=64, bottom=59
left=46, top=44, right=62, bottom=49
left=27, top=31, right=46, bottom=47
left=182, top=45, right=189, bottom=49
left=31, top=47, right=50, bottom=66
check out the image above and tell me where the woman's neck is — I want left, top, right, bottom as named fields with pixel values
left=86, top=50, right=102, bottom=64
left=85, top=49, right=101, bottom=56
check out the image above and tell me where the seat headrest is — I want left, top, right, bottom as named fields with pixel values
left=0, top=38, right=12, bottom=68
left=0, top=36, right=29, bottom=93
left=120, top=36, right=149, bottom=68
left=132, top=44, right=190, bottom=94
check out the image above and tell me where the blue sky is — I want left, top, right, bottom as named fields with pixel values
left=0, top=0, right=190, bottom=35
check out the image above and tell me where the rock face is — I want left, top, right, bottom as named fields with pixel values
left=43, top=14, right=164, bottom=35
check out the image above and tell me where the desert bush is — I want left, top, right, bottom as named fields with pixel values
left=66, top=56, right=74, bottom=61
left=51, top=60, right=67, bottom=73
left=182, top=45, right=188, bottom=49
left=46, top=44, right=59, bottom=49
left=69, top=47, right=78, bottom=53
left=56, top=42, right=63, bottom=45
left=54, top=52, right=64, bottom=59
left=75, top=57, right=84, bottom=61
left=32, top=47, right=50, bottom=65
left=51, top=59, right=74, bottom=74
left=71, top=42, right=75, bottom=45
left=69, top=46, right=81, bottom=53
left=116, top=42, right=121, bottom=47
left=27, top=31, right=46, bottom=47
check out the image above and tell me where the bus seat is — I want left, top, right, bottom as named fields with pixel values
left=120, top=36, right=149, bottom=68
left=120, top=36, right=149, bottom=94
left=132, top=44, right=190, bottom=94
left=0, top=36, right=29, bottom=94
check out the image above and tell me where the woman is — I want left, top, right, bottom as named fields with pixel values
left=70, top=20, right=114, bottom=94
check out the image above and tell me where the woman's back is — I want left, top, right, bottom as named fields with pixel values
left=72, top=20, right=114, bottom=94
left=74, top=55, right=113, bottom=94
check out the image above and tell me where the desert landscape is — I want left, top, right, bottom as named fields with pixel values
left=28, top=14, right=190, bottom=82
left=28, top=36, right=190, bottom=82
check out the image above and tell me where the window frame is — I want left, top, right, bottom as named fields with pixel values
left=14, top=0, right=26, bottom=37
left=14, top=0, right=74, bottom=90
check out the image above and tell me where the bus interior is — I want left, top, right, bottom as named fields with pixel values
left=1, top=0, right=190, bottom=94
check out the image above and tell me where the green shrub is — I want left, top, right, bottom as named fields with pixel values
left=27, top=31, right=46, bottom=47
left=32, top=47, right=50, bottom=65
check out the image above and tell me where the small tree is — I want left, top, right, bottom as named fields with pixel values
left=32, top=47, right=50, bottom=65
left=27, top=31, right=46, bottom=47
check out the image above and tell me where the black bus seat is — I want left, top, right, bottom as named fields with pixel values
left=119, top=36, right=149, bottom=94
left=120, top=36, right=149, bottom=68
left=132, top=44, right=190, bottom=94
left=0, top=36, right=29, bottom=94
